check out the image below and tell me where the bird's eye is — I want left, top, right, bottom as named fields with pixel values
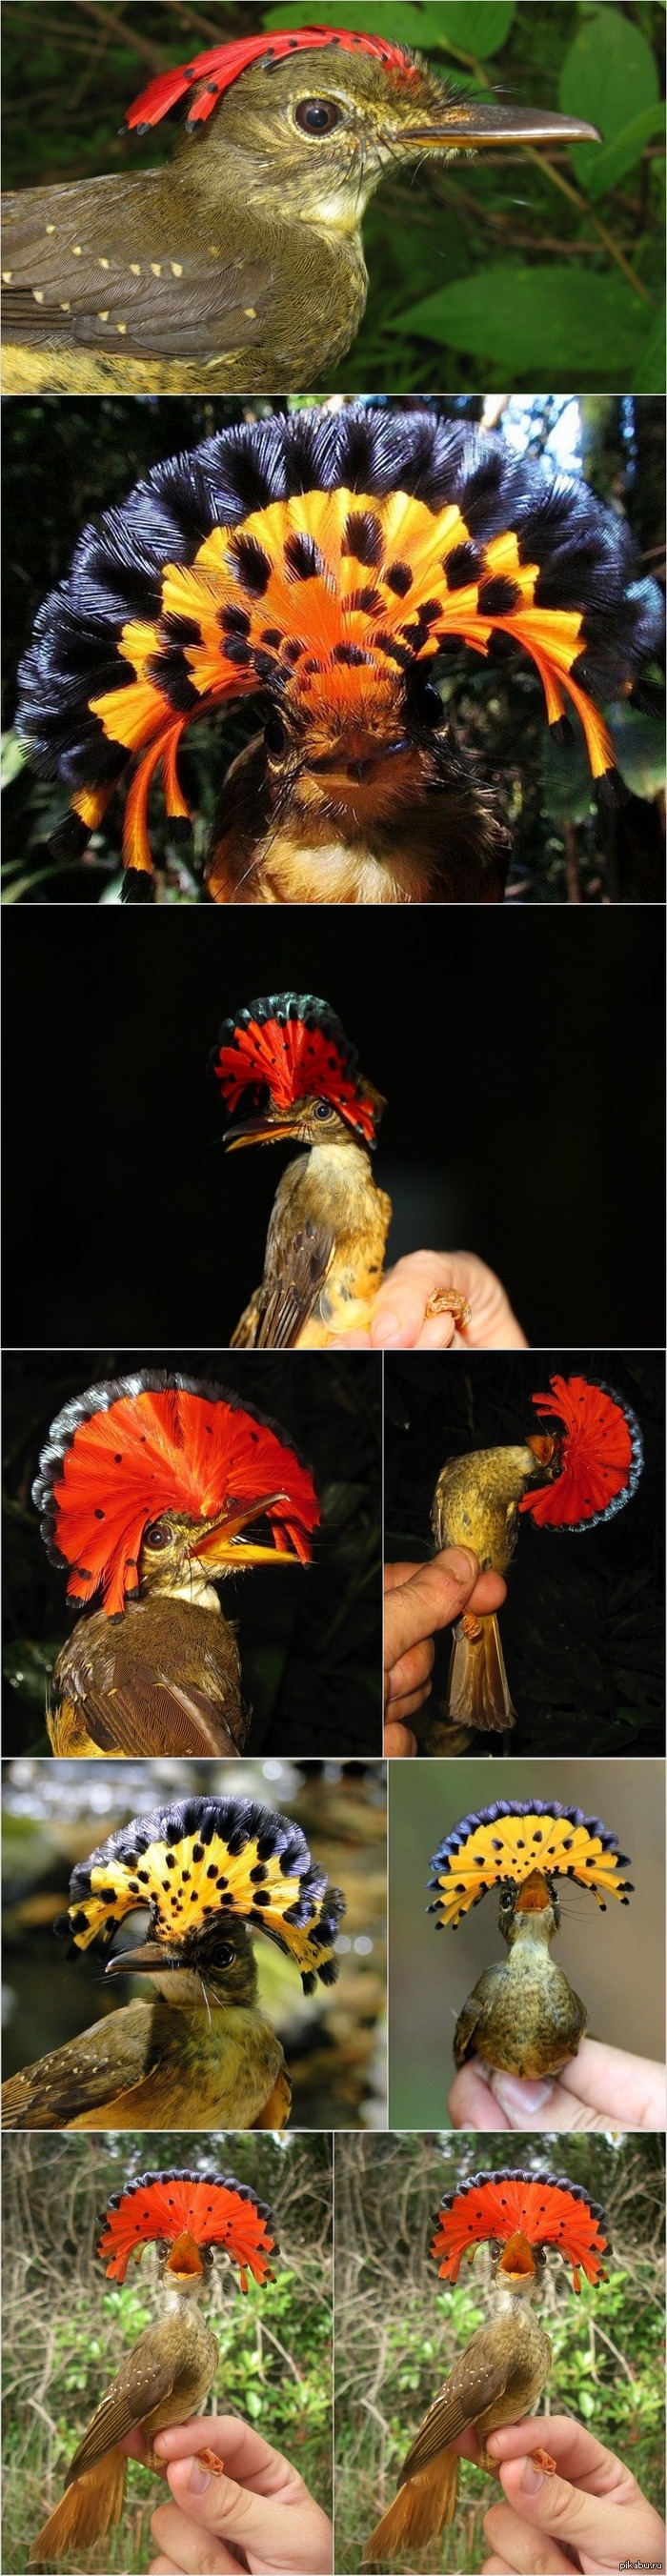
left=313, top=1098, right=334, bottom=1120
left=408, top=675, right=444, bottom=730
left=144, top=1519, right=171, bottom=1550
left=294, top=96, right=342, bottom=135
left=211, top=1939, right=236, bottom=1968
left=264, top=711, right=286, bottom=756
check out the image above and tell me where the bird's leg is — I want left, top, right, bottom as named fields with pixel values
left=424, top=1288, right=473, bottom=1326
left=475, top=2437, right=556, bottom=2478
left=143, top=2443, right=225, bottom=2478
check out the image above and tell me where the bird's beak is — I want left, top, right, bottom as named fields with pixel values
left=105, top=1940, right=180, bottom=1978
left=223, top=1115, right=284, bottom=1151
left=526, top=1434, right=559, bottom=1470
left=190, top=1496, right=295, bottom=1568
left=514, top=1868, right=551, bottom=1913
left=390, top=104, right=599, bottom=149
left=165, top=2230, right=204, bottom=2280
left=498, top=2231, right=537, bottom=2277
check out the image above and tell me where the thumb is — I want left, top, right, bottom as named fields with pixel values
left=384, top=1548, right=480, bottom=1667
left=164, top=2453, right=330, bottom=2570
left=500, top=2451, right=628, bottom=2556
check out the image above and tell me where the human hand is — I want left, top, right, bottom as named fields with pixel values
left=481, top=2414, right=666, bottom=2574
left=145, top=2416, right=333, bottom=2574
left=329, top=1251, right=528, bottom=1351
left=384, top=1548, right=507, bottom=1756
left=450, top=2037, right=667, bottom=2133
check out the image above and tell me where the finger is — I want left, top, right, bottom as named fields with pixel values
left=326, top=1328, right=371, bottom=1349
left=385, top=1638, right=435, bottom=1701
left=153, top=2417, right=288, bottom=2488
left=483, top=2494, right=576, bottom=2573
left=497, top=2449, right=660, bottom=2561
left=388, top=1685, right=431, bottom=1719
left=150, top=2555, right=187, bottom=2575
left=481, top=2556, right=515, bottom=2574
left=151, top=2501, right=243, bottom=2572
left=383, top=1547, right=480, bottom=1666
left=383, top=1720, right=417, bottom=1758
left=449, top=2063, right=512, bottom=2129
left=160, top=2453, right=331, bottom=2571
left=485, top=2414, right=625, bottom=2489
left=556, top=2040, right=667, bottom=2128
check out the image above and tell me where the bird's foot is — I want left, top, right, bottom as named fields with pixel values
left=531, top=2445, right=556, bottom=2475
left=424, top=1288, right=473, bottom=1327
left=197, top=2447, right=225, bottom=2477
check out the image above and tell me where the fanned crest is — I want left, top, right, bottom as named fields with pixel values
left=124, top=27, right=421, bottom=132
left=32, top=1370, right=319, bottom=1616
left=98, top=2167, right=277, bottom=2289
left=17, top=409, right=662, bottom=879
left=66, top=1794, right=345, bottom=1993
left=521, top=1374, right=643, bottom=1530
left=212, top=992, right=380, bottom=1145
left=429, top=1800, right=634, bottom=1928
left=432, top=2169, right=610, bottom=2293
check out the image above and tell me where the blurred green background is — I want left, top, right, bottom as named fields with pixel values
left=2, top=0, right=664, bottom=390
left=3, top=2126, right=332, bottom=2576
left=3, top=1348, right=382, bottom=1759
left=334, top=2129, right=665, bottom=2573
left=387, top=1756, right=664, bottom=2125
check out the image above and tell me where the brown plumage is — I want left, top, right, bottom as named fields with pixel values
left=432, top=1444, right=547, bottom=1730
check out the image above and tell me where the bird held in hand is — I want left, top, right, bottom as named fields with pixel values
left=2, top=26, right=599, bottom=395
left=31, top=1369, right=319, bottom=1758
left=212, top=988, right=471, bottom=1350
left=432, top=1374, right=643, bottom=1731
left=429, top=1798, right=634, bottom=2079
left=15, top=407, right=663, bottom=903
left=362, top=2166, right=609, bottom=2565
left=1, top=1791, right=344, bottom=2130
left=30, top=2164, right=276, bottom=2569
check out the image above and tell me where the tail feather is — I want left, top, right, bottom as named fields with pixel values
left=29, top=2446, right=126, bottom=2568
left=362, top=2446, right=459, bottom=2565
left=446, top=1610, right=515, bottom=1733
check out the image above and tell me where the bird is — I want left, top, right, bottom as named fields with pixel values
left=362, top=2165, right=610, bottom=2564
left=29, top=2163, right=276, bottom=2569
left=428, top=1798, right=634, bottom=2079
left=1, top=1791, right=344, bottom=2130
left=1, top=25, right=599, bottom=397
left=432, top=1373, right=644, bottom=1730
left=30, top=1368, right=319, bottom=1758
left=15, top=404, right=663, bottom=903
left=212, top=988, right=471, bottom=1350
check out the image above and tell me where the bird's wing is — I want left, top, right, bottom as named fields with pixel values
left=254, top=1218, right=335, bottom=1348
left=1, top=2002, right=160, bottom=2130
left=68, top=2327, right=179, bottom=2480
left=399, top=2341, right=509, bottom=2481
left=2, top=174, right=272, bottom=360
left=71, top=1664, right=242, bottom=1759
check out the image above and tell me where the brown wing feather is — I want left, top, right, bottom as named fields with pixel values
left=75, top=1666, right=243, bottom=1758
left=255, top=1221, right=335, bottom=1348
left=1, top=2002, right=160, bottom=2130
left=399, top=2349, right=508, bottom=2483
left=1, top=172, right=271, bottom=359
left=67, top=2329, right=179, bottom=2481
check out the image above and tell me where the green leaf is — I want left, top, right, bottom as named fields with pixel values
left=607, top=705, right=666, bottom=801
left=558, top=8, right=658, bottom=193
left=584, top=101, right=665, bottom=200
left=424, top=3, right=515, bottom=54
left=633, top=305, right=666, bottom=392
left=263, top=2, right=515, bottom=53
left=398, top=263, right=649, bottom=372
left=1, top=731, right=27, bottom=789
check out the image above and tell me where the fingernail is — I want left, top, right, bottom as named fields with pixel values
left=520, top=2458, right=546, bottom=2494
left=370, top=1311, right=404, bottom=1346
left=491, top=2073, right=555, bottom=2117
left=187, top=2462, right=212, bottom=2493
left=444, top=1546, right=478, bottom=1585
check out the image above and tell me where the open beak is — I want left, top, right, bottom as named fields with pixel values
left=498, top=2230, right=537, bottom=2278
left=526, top=1434, right=559, bottom=1471
left=223, top=1116, right=284, bottom=1151
left=190, top=1495, right=295, bottom=1569
left=514, top=1868, right=551, bottom=1913
left=393, top=104, right=599, bottom=148
left=165, top=2230, right=204, bottom=2280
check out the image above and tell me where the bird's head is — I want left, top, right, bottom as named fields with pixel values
left=213, top=992, right=383, bottom=1157
left=124, top=30, right=598, bottom=229
left=497, top=1866, right=559, bottom=1947
left=431, top=2169, right=610, bottom=2297
left=428, top=1800, right=634, bottom=1931
left=520, top=1375, right=644, bottom=1532
left=64, top=1791, right=345, bottom=2010
left=97, top=2167, right=277, bottom=2297
left=32, top=1371, right=319, bottom=1620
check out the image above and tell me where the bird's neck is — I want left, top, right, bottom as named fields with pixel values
left=172, top=130, right=371, bottom=236
left=491, top=2273, right=539, bottom=2322
left=504, top=1910, right=556, bottom=1959
left=146, top=1574, right=222, bottom=1612
left=304, top=1137, right=375, bottom=1195
left=159, top=2278, right=206, bottom=2320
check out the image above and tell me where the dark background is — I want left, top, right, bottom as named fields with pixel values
left=3, top=392, right=664, bottom=904
left=384, top=1348, right=664, bottom=1756
left=2, top=904, right=664, bottom=1346
left=3, top=1346, right=381, bottom=1756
